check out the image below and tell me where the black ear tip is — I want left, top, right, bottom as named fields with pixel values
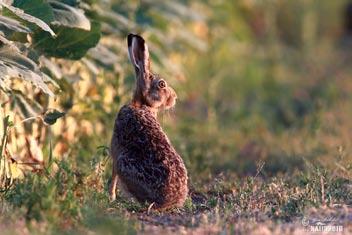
left=127, top=34, right=134, bottom=47
left=127, top=33, right=145, bottom=47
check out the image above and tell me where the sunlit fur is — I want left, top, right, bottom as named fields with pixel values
left=145, top=74, right=177, bottom=110
left=109, top=34, right=188, bottom=210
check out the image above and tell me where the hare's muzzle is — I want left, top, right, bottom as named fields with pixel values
left=164, top=87, right=177, bottom=110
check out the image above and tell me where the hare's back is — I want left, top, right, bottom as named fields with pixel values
left=112, top=105, right=188, bottom=206
left=114, top=105, right=169, bottom=156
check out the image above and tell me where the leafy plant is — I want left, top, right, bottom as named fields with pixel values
left=0, top=0, right=101, bottom=93
left=0, top=115, right=14, bottom=193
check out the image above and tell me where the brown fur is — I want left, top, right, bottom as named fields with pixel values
left=109, top=34, right=188, bottom=210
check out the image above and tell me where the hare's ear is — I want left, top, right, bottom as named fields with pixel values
left=128, top=34, right=150, bottom=76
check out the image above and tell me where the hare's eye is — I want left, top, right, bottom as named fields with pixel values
left=158, top=80, right=166, bottom=89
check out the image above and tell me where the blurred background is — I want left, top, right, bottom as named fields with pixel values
left=1, top=0, right=352, bottom=233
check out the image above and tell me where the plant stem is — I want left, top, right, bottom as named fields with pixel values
left=0, top=116, right=10, bottom=161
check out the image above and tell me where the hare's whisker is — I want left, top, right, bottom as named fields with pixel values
left=160, top=110, right=165, bottom=125
left=169, top=106, right=176, bottom=118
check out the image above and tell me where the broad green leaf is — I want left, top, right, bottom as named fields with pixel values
left=33, top=21, right=101, bottom=60
left=0, top=45, right=54, bottom=96
left=11, top=91, right=43, bottom=118
left=49, top=1, right=91, bottom=30
left=94, top=5, right=135, bottom=30
left=87, top=44, right=119, bottom=70
left=12, top=94, right=38, bottom=118
left=39, top=56, right=63, bottom=79
left=12, top=0, right=91, bottom=30
left=1, top=3, right=56, bottom=37
left=58, top=0, right=80, bottom=7
left=13, top=0, right=54, bottom=24
left=43, top=109, right=65, bottom=125
left=54, top=78, right=74, bottom=111
left=0, top=15, right=30, bottom=41
left=0, top=33, right=20, bottom=52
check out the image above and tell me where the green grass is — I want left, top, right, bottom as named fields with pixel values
left=0, top=153, right=350, bottom=234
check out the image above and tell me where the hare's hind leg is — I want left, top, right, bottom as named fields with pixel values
left=109, top=160, right=118, bottom=201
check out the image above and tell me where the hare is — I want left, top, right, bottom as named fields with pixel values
left=109, top=34, right=188, bottom=210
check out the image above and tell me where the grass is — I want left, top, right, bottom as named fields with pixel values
left=2, top=55, right=352, bottom=234
left=0, top=151, right=350, bottom=234
left=2, top=100, right=352, bottom=234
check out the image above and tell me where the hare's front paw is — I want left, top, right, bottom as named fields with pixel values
left=109, top=170, right=119, bottom=202
left=109, top=182, right=117, bottom=202
left=109, top=191, right=116, bottom=202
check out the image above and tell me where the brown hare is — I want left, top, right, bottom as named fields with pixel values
left=109, top=34, right=188, bottom=210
